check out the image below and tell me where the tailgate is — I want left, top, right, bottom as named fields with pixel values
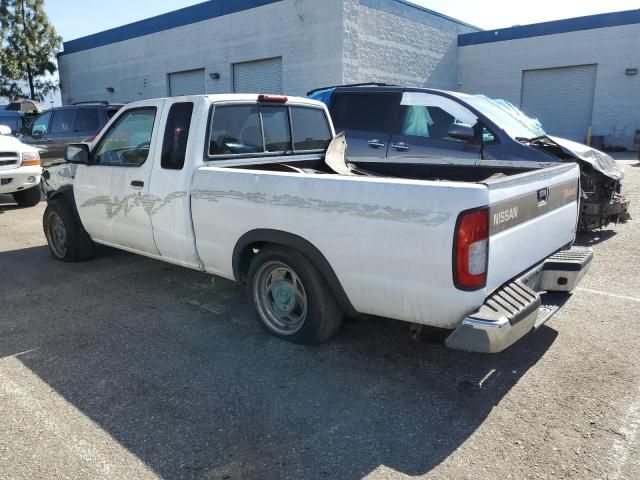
left=485, top=163, right=580, bottom=292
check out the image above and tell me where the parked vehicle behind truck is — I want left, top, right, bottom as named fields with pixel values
left=308, top=84, right=630, bottom=231
left=22, top=102, right=123, bottom=167
left=0, top=125, right=42, bottom=207
left=42, top=94, right=592, bottom=353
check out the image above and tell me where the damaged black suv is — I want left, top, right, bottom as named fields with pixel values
left=309, top=84, right=630, bottom=231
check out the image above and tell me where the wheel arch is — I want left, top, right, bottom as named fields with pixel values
left=47, top=185, right=76, bottom=208
left=232, top=229, right=358, bottom=317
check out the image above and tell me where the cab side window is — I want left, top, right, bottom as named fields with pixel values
left=94, top=108, right=157, bottom=166
left=31, top=111, right=52, bottom=136
left=50, top=109, right=77, bottom=134
left=400, top=94, right=478, bottom=142
left=74, top=108, right=100, bottom=132
left=161, top=102, right=194, bottom=170
left=330, top=93, right=399, bottom=133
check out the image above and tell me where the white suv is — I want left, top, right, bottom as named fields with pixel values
left=0, top=126, right=42, bottom=207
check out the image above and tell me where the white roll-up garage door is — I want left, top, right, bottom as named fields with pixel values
left=233, top=57, right=283, bottom=94
left=168, top=69, right=206, bottom=96
left=521, top=64, right=598, bottom=142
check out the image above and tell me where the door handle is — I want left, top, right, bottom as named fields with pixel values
left=131, top=180, right=144, bottom=189
left=391, top=142, right=411, bottom=152
left=368, top=139, right=386, bottom=149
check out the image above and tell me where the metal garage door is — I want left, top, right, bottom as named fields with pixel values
left=521, top=64, right=598, bottom=142
left=233, top=57, right=283, bottom=94
left=168, top=69, right=206, bottom=96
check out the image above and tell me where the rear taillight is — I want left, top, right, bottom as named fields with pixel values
left=454, top=207, right=489, bottom=290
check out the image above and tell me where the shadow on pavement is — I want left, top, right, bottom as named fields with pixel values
left=0, top=194, right=18, bottom=212
left=0, top=245, right=557, bottom=479
left=576, top=229, right=617, bottom=246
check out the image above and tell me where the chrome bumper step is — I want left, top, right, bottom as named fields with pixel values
left=446, top=246, right=593, bottom=354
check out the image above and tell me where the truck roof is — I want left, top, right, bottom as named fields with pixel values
left=123, top=94, right=327, bottom=109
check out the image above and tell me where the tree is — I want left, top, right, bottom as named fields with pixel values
left=0, top=0, right=62, bottom=101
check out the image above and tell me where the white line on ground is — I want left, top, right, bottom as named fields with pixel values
left=576, top=287, right=640, bottom=303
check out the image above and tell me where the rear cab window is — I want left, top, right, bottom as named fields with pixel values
left=208, top=101, right=332, bottom=158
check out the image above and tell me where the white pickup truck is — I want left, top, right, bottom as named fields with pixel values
left=42, top=94, right=592, bottom=353
left=0, top=125, right=42, bottom=207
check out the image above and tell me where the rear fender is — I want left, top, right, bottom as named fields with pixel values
left=232, top=229, right=358, bottom=317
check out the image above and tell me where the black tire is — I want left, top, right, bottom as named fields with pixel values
left=43, top=198, right=96, bottom=262
left=247, top=245, right=343, bottom=344
left=13, top=185, right=41, bottom=207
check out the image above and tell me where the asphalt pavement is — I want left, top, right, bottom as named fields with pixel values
left=1, top=157, right=639, bottom=480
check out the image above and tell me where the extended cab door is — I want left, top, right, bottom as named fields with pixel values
left=329, top=91, right=400, bottom=162
left=146, top=99, right=201, bottom=269
left=387, top=92, right=481, bottom=165
left=74, top=100, right=164, bottom=254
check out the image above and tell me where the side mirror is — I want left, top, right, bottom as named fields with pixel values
left=448, top=123, right=476, bottom=142
left=31, top=127, right=44, bottom=139
left=0, top=125, right=11, bottom=136
left=66, top=143, right=91, bottom=164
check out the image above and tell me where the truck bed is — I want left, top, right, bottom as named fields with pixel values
left=191, top=159, right=579, bottom=329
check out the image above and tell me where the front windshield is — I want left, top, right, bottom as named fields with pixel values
left=460, top=94, right=546, bottom=140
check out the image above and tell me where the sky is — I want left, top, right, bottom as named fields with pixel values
left=45, top=0, right=640, bottom=42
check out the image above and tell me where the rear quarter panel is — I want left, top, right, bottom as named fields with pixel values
left=191, top=168, right=489, bottom=328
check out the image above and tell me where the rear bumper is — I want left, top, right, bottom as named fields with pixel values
left=0, top=166, right=42, bottom=195
left=446, top=246, right=592, bottom=354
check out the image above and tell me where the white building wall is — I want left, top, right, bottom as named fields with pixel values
left=343, top=0, right=478, bottom=89
left=58, top=0, right=345, bottom=104
left=458, top=23, right=640, bottom=149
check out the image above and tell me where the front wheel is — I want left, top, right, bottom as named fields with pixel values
left=13, top=185, right=41, bottom=207
left=43, top=199, right=96, bottom=262
left=248, top=246, right=343, bottom=344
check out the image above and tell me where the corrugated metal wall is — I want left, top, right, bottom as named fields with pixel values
left=168, top=69, right=206, bottom=96
left=233, top=58, right=283, bottom=94
left=521, top=64, right=598, bottom=142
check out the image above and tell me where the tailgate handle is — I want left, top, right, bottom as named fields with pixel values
left=537, top=188, right=549, bottom=204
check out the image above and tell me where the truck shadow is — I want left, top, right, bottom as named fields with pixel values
left=0, top=246, right=557, bottom=479
left=576, top=229, right=617, bottom=246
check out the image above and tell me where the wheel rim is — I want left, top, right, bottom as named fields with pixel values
left=253, top=260, right=308, bottom=335
left=48, top=212, right=68, bottom=258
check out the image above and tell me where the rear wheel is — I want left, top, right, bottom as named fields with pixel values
left=13, top=185, right=41, bottom=207
left=248, top=246, right=343, bottom=344
left=43, top=199, right=96, bottom=262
